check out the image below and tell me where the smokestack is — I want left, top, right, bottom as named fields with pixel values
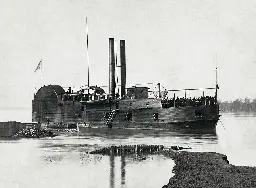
left=109, top=38, right=116, bottom=99
left=120, top=40, right=126, bottom=98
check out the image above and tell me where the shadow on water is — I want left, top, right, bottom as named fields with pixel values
left=37, top=144, right=174, bottom=188
left=109, top=154, right=129, bottom=188
left=77, top=123, right=217, bottom=139
left=33, top=123, right=216, bottom=188
left=37, top=122, right=218, bottom=155
left=0, top=121, right=218, bottom=188
left=107, top=153, right=174, bottom=188
left=110, top=154, right=115, bottom=188
left=3, top=114, right=256, bottom=187
left=121, top=155, right=126, bottom=187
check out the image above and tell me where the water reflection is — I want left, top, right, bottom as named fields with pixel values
left=121, top=156, right=127, bottom=188
left=77, top=125, right=217, bottom=139
left=110, top=154, right=115, bottom=188
left=74, top=125, right=218, bottom=153
left=106, top=153, right=174, bottom=188
left=32, top=136, right=175, bottom=188
left=1, top=113, right=256, bottom=187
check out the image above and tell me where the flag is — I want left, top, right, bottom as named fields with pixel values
left=34, top=60, right=42, bottom=72
left=34, top=87, right=37, bottom=94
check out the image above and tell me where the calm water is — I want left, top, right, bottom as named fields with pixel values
left=217, top=113, right=256, bottom=166
left=0, top=113, right=256, bottom=188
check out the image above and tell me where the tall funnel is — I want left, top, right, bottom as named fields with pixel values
left=120, top=40, right=126, bottom=97
left=109, top=38, right=116, bottom=99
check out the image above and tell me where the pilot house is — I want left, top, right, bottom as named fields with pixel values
left=126, top=87, right=148, bottom=99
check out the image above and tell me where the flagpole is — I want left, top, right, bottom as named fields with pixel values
left=215, top=54, right=218, bottom=104
left=39, top=66, right=42, bottom=123
left=34, top=59, right=43, bottom=89
left=40, top=59, right=43, bottom=87
left=86, top=17, right=90, bottom=95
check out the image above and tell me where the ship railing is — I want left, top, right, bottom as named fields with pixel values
left=61, top=93, right=107, bottom=102
left=161, top=95, right=217, bottom=108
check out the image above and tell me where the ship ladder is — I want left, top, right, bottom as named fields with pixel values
left=106, top=110, right=116, bottom=128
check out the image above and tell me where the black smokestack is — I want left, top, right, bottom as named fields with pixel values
left=109, top=38, right=115, bottom=99
left=120, top=40, right=126, bottom=98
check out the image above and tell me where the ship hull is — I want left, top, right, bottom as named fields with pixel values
left=32, top=88, right=219, bottom=130
left=78, top=119, right=218, bottom=131
left=80, top=99, right=219, bottom=130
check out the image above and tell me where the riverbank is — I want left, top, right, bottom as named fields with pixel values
left=162, top=151, right=256, bottom=188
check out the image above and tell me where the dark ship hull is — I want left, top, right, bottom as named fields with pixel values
left=32, top=38, right=219, bottom=130
left=82, top=99, right=219, bottom=129
left=32, top=89, right=219, bottom=130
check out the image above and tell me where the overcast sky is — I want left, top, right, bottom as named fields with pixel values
left=1, top=0, right=256, bottom=121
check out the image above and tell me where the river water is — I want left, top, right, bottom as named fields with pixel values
left=0, top=113, right=256, bottom=188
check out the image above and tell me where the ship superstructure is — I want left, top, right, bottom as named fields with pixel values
left=32, top=38, right=219, bottom=129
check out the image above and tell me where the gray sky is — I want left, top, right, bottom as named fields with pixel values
left=1, top=0, right=256, bottom=121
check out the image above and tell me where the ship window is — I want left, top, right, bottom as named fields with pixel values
left=115, top=101, right=119, bottom=109
left=126, top=112, right=132, bottom=121
left=195, top=110, right=201, bottom=117
left=153, top=113, right=159, bottom=121
left=81, top=106, right=84, bottom=111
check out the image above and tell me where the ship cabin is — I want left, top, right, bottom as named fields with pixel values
left=60, top=86, right=150, bottom=103
left=61, top=86, right=107, bottom=102
left=126, top=86, right=149, bottom=99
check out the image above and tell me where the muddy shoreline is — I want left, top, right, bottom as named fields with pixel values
left=88, top=144, right=256, bottom=187
left=162, top=151, right=256, bottom=188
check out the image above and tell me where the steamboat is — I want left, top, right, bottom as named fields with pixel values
left=32, top=38, right=219, bottom=130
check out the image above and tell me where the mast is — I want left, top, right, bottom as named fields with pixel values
left=215, top=66, right=219, bottom=103
left=215, top=52, right=219, bottom=104
left=86, top=17, right=90, bottom=94
left=34, top=59, right=43, bottom=123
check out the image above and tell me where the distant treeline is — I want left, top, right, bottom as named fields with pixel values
left=220, top=98, right=256, bottom=112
